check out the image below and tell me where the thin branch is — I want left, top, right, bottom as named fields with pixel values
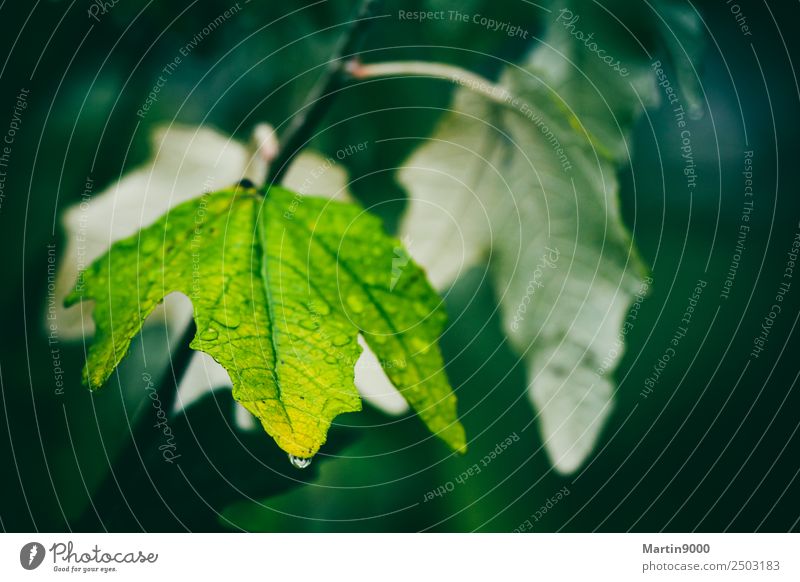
left=265, top=0, right=385, bottom=186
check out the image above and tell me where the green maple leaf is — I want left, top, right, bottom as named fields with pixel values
left=66, top=185, right=465, bottom=459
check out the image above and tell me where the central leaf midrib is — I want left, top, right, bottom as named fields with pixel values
left=255, top=199, right=291, bottom=425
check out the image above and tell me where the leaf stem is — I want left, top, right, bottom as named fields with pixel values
left=265, top=0, right=385, bottom=186
left=348, top=60, right=514, bottom=107
left=349, top=59, right=615, bottom=159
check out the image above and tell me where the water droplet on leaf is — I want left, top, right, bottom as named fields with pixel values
left=370, top=333, right=387, bottom=345
left=331, top=334, right=351, bottom=347
left=346, top=295, right=364, bottom=314
left=298, top=318, right=319, bottom=331
left=212, top=313, right=241, bottom=329
left=311, top=301, right=330, bottom=316
left=410, top=337, right=430, bottom=354
left=139, top=232, right=162, bottom=252
left=413, top=302, right=431, bottom=318
left=198, top=327, right=219, bottom=342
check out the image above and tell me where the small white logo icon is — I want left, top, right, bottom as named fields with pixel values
left=20, top=542, right=45, bottom=570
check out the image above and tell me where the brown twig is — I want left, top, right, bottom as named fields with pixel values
left=265, top=0, right=384, bottom=186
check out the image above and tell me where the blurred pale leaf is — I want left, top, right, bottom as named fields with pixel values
left=399, top=0, right=701, bottom=472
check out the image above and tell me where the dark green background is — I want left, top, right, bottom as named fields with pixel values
left=0, top=0, right=798, bottom=532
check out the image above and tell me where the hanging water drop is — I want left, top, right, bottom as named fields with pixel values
left=288, top=454, right=312, bottom=469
